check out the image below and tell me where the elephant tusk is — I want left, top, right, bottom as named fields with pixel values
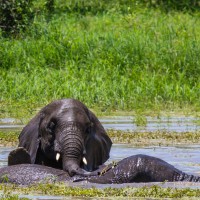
left=82, top=157, right=87, bottom=165
left=56, top=153, right=60, bottom=161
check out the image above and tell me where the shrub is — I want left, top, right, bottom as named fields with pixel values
left=0, top=0, right=33, bottom=36
left=140, top=0, right=200, bottom=11
left=55, top=0, right=200, bottom=14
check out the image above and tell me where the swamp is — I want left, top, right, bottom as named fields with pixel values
left=0, top=0, right=200, bottom=199
left=0, top=116, right=200, bottom=199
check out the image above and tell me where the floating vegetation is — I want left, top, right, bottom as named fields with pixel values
left=0, top=192, right=28, bottom=200
left=0, top=130, right=200, bottom=147
left=0, top=184, right=200, bottom=198
left=133, top=114, right=148, bottom=127
left=0, top=132, right=19, bottom=147
left=108, top=130, right=200, bottom=146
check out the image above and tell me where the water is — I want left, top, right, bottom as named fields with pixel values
left=0, top=116, right=200, bottom=198
left=0, top=145, right=200, bottom=174
left=109, top=144, right=200, bottom=174
left=0, top=116, right=200, bottom=174
left=0, top=147, right=14, bottom=167
left=0, top=118, right=23, bottom=131
left=100, top=116, right=200, bottom=132
left=1, top=116, right=199, bottom=132
left=1, top=144, right=200, bottom=199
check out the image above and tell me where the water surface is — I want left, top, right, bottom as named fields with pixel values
left=1, top=116, right=200, bottom=132
left=1, top=145, right=200, bottom=174
left=100, top=116, right=200, bottom=132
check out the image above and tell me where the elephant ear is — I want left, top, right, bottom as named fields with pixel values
left=84, top=111, right=112, bottom=171
left=18, top=113, right=42, bottom=164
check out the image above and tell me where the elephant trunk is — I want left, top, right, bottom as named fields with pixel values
left=59, top=123, right=86, bottom=176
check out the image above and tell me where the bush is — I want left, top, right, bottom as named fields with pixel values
left=54, top=0, right=200, bottom=14
left=140, top=0, right=200, bottom=11
left=0, top=0, right=33, bottom=36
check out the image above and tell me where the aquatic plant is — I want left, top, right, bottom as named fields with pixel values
left=108, top=130, right=200, bottom=145
left=0, top=130, right=200, bottom=147
left=133, top=114, right=147, bottom=127
left=0, top=131, right=19, bottom=147
left=0, top=183, right=200, bottom=198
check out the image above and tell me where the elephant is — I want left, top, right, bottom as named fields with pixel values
left=1, top=148, right=200, bottom=185
left=10, top=99, right=112, bottom=176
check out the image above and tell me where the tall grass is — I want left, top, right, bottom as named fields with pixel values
left=0, top=6, right=200, bottom=117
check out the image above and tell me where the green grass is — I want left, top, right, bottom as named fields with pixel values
left=0, top=1, right=200, bottom=118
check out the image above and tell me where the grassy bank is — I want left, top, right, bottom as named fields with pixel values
left=1, top=1, right=200, bottom=119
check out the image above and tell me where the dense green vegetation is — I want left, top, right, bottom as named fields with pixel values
left=1, top=0, right=200, bottom=118
left=0, top=0, right=33, bottom=36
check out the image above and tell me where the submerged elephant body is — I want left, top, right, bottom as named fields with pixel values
left=88, top=154, right=200, bottom=184
left=0, top=164, right=70, bottom=185
left=15, top=99, right=112, bottom=176
left=1, top=155, right=200, bottom=185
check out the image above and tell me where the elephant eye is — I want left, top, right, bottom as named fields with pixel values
left=47, top=121, right=56, bottom=134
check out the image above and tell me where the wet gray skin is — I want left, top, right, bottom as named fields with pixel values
left=1, top=154, right=200, bottom=185
left=87, top=154, right=200, bottom=184
left=0, top=164, right=70, bottom=185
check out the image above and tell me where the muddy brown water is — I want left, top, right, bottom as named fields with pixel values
left=0, top=116, right=200, bottom=199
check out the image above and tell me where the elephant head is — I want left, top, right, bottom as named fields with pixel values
left=18, top=99, right=112, bottom=176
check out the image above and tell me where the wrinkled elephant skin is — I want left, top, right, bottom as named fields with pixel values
left=12, top=99, right=112, bottom=176
left=1, top=155, right=200, bottom=185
